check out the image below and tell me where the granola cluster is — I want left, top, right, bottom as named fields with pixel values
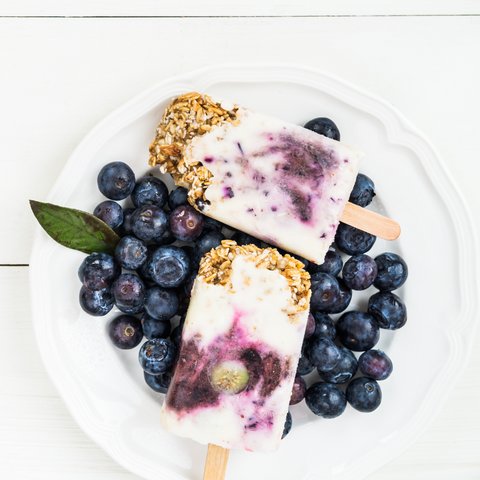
left=198, top=240, right=311, bottom=313
left=148, top=92, right=238, bottom=206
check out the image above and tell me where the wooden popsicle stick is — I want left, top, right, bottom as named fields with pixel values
left=203, top=444, right=230, bottom=480
left=340, top=202, right=401, bottom=241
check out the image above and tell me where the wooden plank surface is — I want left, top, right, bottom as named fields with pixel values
left=1, top=16, right=479, bottom=264
left=1, top=0, right=479, bottom=17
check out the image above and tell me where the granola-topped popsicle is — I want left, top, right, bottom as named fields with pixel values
left=160, top=241, right=310, bottom=453
left=149, top=92, right=363, bottom=264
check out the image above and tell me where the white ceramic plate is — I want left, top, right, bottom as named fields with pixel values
left=30, top=64, right=479, bottom=480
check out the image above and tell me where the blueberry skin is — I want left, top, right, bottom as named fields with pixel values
left=93, top=200, right=124, bottom=230
left=311, top=312, right=336, bottom=341
left=324, top=278, right=352, bottom=314
left=108, top=315, right=143, bottom=349
left=148, top=245, right=191, bottom=289
left=97, top=161, right=135, bottom=200
left=141, top=312, right=171, bottom=340
left=112, top=274, right=146, bottom=315
left=308, top=250, right=343, bottom=277
left=231, top=230, right=262, bottom=248
left=194, top=231, right=226, bottom=265
left=304, top=117, right=341, bottom=141
left=282, top=411, right=293, bottom=439
left=144, top=371, right=172, bottom=393
left=170, top=315, right=186, bottom=348
left=305, top=382, right=347, bottom=419
left=374, top=253, right=408, bottom=292
left=115, top=207, right=136, bottom=237
left=202, top=216, right=225, bottom=233
left=79, top=253, right=121, bottom=291
left=144, top=286, right=179, bottom=321
left=349, top=173, right=376, bottom=208
left=368, top=292, right=407, bottom=330
left=168, top=186, right=189, bottom=211
left=346, top=377, right=382, bottom=413
left=79, top=285, right=114, bottom=316
left=296, top=352, right=315, bottom=377
left=310, top=273, right=340, bottom=311
left=131, top=205, right=168, bottom=242
left=139, top=338, right=177, bottom=375
left=115, top=236, right=148, bottom=270
left=131, top=176, right=168, bottom=208
left=169, top=205, right=204, bottom=242
left=183, top=271, right=197, bottom=297
left=358, top=350, right=393, bottom=380
left=153, top=212, right=176, bottom=246
left=303, top=313, right=316, bottom=339
left=335, top=223, right=376, bottom=255
left=342, top=254, right=378, bottom=291
left=305, top=336, right=341, bottom=372
left=337, top=311, right=380, bottom=351
left=136, top=245, right=158, bottom=284
left=318, top=346, right=358, bottom=384
left=290, top=376, right=307, bottom=405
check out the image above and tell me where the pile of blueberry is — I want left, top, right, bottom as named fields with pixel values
left=77, top=116, right=408, bottom=440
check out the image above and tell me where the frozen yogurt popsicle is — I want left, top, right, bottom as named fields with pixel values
left=149, top=92, right=364, bottom=264
left=160, top=240, right=310, bottom=453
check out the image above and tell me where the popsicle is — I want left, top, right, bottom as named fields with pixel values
left=149, top=92, right=367, bottom=264
left=160, top=240, right=311, bottom=453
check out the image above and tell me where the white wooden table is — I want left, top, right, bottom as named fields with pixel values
left=1, top=2, right=479, bottom=479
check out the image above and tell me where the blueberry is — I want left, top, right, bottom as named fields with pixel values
left=305, top=336, right=340, bottom=372
left=282, top=411, right=293, bottom=439
left=153, top=212, right=176, bottom=246
left=303, top=313, right=316, bottom=339
left=115, top=207, right=136, bottom=237
left=115, top=236, right=148, bottom=270
left=336, top=311, right=380, bottom=351
left=170, top=315, right=186, bottom=348
left=131, top=176, right=168, bottom=208
left=346, top=377, right=382, bottom=413
left=144, top=286, right=179, bottom=321
left=290, top=376, right=307, bottom=405
left=194, top=231, right=226, bottom=265
left=335, top=223, right=376, bottom=255
left=374, top=253, right=408, bottom=292
left=368, top=292, right=407, bottom=330
left=170, top=205, right=204, bottom=242
left=231, top=231, right=262, bottom=248
left=136, top=245, right=157, bottom=284
left=296, top=351, right=315, bottom=376
left=168, top=186, right=189, bottom=210
left=358, top=350, right=393, bottom=380
left=79, top=253, right=121, bottom=291
left=318, top=346, right=358, bottom=384
left=79, top=285, right=114, bottom=316
left=176, top=290, right=190, bottom=317
left=311, top=312, right=336, bottom=341
left=349, top=174, right=376, bottom=207
left=148, top=245, right=191, bottom=288
left=144, top=371, right=172, bottom=393
left=183, top=271, right=197, bottom=297
left=141, top=312, right=171, bottom=340
left=304, top=117, right=341, bottom=141
left=108, top=315, right=143, bottom=349
left=308, top=250, right=343, bottom=277
left=93, top=200, right=124, bottom=230
left=202, top=216, right=225, bottom=233
left=112, top=274, right=146, bottom=314
left=305, top=382, right=347, bottom=419
left=139, top=338, right=177, bottom=375
left=324, top=278, right=352, bottom=314
left=342, top=254, right=378, bottom=291
left=97, top=161, right=135, bottom=200
left=310, top=273, right=340, bottom=311
left=131, top=205, right=168, bottom=242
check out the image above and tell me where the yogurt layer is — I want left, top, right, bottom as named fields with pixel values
left=161, top=251, right=309, bottom=453
left=185, top=107, right=363, bottom=263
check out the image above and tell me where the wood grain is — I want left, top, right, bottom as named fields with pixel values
left=203, top=444, right=230, bottom=480
left=341, top=202, right=401, bottom=240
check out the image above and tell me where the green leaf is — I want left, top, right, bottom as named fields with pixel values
left=30, top=200, right=120, bottom=256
